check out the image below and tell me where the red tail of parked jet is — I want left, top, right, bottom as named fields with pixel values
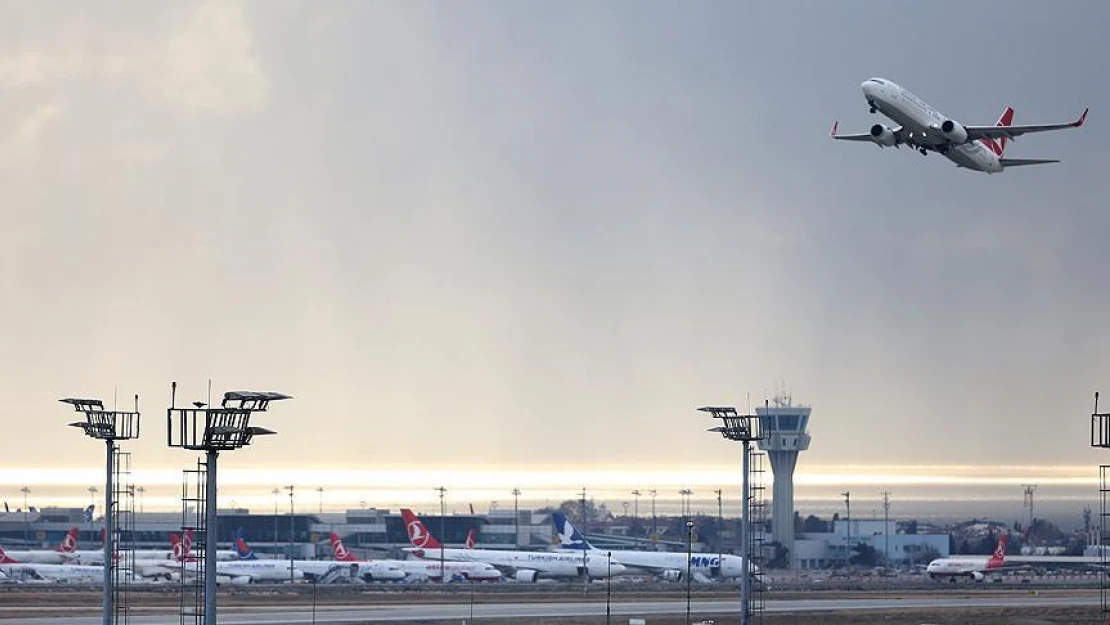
left=987, top=534, right=1008, bottom=569
left=57, top=528, right=79, bottom=553
left=0, top=546, right=21, bottom=564
left=328, top=532, right=362, bottom=562
left=399, top=508, right=443, bottom=549
left=169, top=533, right=197, bottom=563
left=465, top=528, right=477, bottom=549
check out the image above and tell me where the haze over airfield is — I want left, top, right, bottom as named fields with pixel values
left=1, top=1, right=1109, bottom=504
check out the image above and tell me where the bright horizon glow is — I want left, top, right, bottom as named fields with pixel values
left=0, top=464, right=1095, bottom=488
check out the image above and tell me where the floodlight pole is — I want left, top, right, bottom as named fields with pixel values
left=166, top=385, right=288, bottom=625
left=103, top=438, right=114, bottom=624
left=699, top=405, right=761, bottom=625
left=204, top=450, right=218, bottom=622
left=685, top=520, right=694, bottom=625
left=62, top=395, right=140, bottom=625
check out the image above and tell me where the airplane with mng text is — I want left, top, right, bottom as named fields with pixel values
left=832, top=78, right=1087, bottom=173
left=552, top=513, right=757, bottom=582
left=399, top=508, right=626, bottom=582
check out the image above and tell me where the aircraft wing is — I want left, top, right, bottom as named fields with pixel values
left=966, top=108, right=1088, bottom=140
left=999, top=158, right=1060, bottom=168
left=830, top=121, right=912, bottom=146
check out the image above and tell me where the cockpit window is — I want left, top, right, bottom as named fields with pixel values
left=870, top=78, right=886, bottom=85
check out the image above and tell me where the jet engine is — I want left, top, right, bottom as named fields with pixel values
left=660, top=569, right=684, bottom=582
left=970, top=571, right=985, bottom=582
left=869, top=124, right=897, bottom=147
left=940, top=119, right=968, bottom=143
left=514, top=570, right=538, bottom=583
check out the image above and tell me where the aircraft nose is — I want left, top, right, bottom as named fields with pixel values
left=861, top=80, right=875, bottom=95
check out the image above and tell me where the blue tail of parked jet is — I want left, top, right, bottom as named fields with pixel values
left=551, top=512, right=593, bottom=550
left=233, top=528, right=257, bottom=560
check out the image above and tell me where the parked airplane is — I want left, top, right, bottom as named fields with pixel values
left=2, top=528, right=79, bottom=564
left=0, top=545, right=104, bottom=583
left=925, top=535, right=1020, bottom=581
left=399, top=508, right=626, bottom=582
left=69, top=528, right=238, bottom=565
left=832, top=77, right=1087, bottom=173
left=551, top=513, right=754, bottom=582
left=328, top=532, right=499, bottom=582
left=231, top=530, right=406, bottom=583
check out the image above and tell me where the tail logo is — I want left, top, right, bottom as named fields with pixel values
left=61, top=531, right=77, bottom=553
left=334, top=539, right=350, bottom=560
left=465, top=528, right=477, bottom=549
left=407, top=520, right=430, bottom=548
left=171, top=538, right=185, bottom=562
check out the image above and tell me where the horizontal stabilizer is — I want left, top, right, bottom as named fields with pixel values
left=999, top=158, right=1059, bottom=168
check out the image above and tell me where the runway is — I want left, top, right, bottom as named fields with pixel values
left=0, top=594, right=1099, bottom=624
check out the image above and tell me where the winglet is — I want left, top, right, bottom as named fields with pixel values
left=1073, top=107, right=1089, bottom=128
left=830, top=121, right=839, bottom=138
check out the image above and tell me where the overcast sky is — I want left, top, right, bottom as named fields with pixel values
left=2, top=1, right=1109, bottom=479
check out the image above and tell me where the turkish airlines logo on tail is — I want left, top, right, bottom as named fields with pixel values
left=407, top=520, right=430, bottom=548
left=170, top=535, right=186, bottom=562
left=329, top=532, right=354, bottom=561
left=988, top=534, right=1008, bottom=568
left=59, top=528, right=78, bottom=553
left=400, top=508, right=443, bottom=549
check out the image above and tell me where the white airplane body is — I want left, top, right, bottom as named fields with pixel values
left=552, top=513, right=755, bottom=581
left=833, top=78, right=1087, bottom=173
left=3, top=528, right=80, bottom=564
left=326, top=531, right=500, bottom=582
left=232, top=530, right=409, bottom=583
left=0, top=562, right=104, bottom=583
left=925, top=535, right=1020, bottom=580
left=397, top=509, right=626, bottom=582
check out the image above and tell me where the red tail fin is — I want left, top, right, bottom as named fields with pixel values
left=328, top=532, right=361, bottom=562
left=399, top=508, right=443, bottom=549
left=169, top=534, right=187, bottom=563
left=987, top=534, right=1008, bottom=569
left=57, top=528, right=79, bottom=553
left=0, top=546, right=21, bottom=564
left=465, top=528, right=477, bottom=549
left=981, top=106, right=1014, bottom=156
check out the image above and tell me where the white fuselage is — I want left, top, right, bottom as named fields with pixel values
left=1, top=550, right=68, bottom=565
left=0, top=562, right=104, bottom=583
left=862, top=78, right=1003, bottom=173
left=391, top=558, right=502, bottom=581
left=559, top=548, right=755, bottom=580
left=925, top=556, right=996, bottom=577
left=69, top=549, right=238, bottom=565
left=407, top=547, right=626, bottom=579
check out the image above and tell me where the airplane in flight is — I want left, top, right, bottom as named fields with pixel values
left=925, top=535, right=1021, bottom=581
left=327, top=532, right=500, bottom=582
left=399, top=508, right=626, bottom=582
left=832, top=77, right=1088, bottom=173
left=551, top=513, right=756, bottom=582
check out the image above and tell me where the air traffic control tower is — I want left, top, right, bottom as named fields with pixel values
left=756, top=392, right=811, bottom=565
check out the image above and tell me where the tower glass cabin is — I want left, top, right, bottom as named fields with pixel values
left=755, top=393, right=811, bottom=568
